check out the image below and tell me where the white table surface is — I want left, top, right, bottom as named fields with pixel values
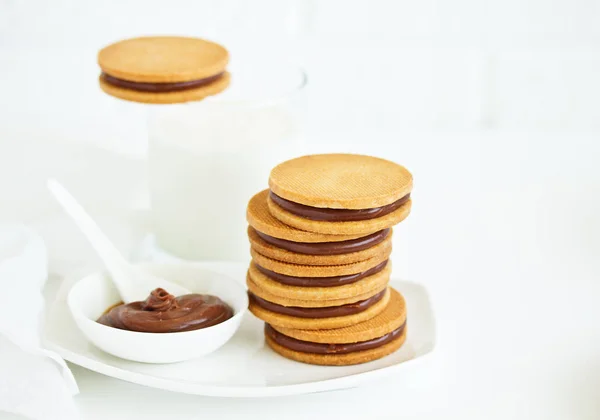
left=0, top=129, right=599, bottom=420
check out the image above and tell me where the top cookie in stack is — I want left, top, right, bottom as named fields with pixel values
left=268, top=154, right=412, bottom=235
left=246, top=154, right=413, bottom=366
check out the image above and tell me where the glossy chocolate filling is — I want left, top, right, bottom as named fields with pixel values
left=270, top=192, right=411, bottom=222
left=97, top=288, right=233, bottom=333
left=249, top=289, right=386, bottom=318
left=255, top=260, right=388, bottom=287
left=265, top=322, right=406, bottom=355
left=254, top=228, right=390, bottom=256
left=101, top=72, right=225, bottom=93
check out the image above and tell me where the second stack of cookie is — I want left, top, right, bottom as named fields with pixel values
left=246, top=154, right=413, bottom=365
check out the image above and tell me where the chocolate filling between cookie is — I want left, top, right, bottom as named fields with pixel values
left=100, top=72, right=225, bottom=93
left=269, top=192, right=411, bottom=222
left=249, top=289, right=387, bottom=318
left=255, top=260, right=388, bottom=287
left=254, top=228, right=390, bottom=255
left=265, top=322, right=406, bottom=355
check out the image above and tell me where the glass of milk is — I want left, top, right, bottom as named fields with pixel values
left=146, top=54, right=307, bottom=261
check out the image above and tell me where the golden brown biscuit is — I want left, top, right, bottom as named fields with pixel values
left=247, top=275, right=388, bottom=308
left=247, top=190, right=365, bottom=243
left=248, top=226, right=392, bottom=266
left=98, top=36, right=229, bottom=103
left=249, top=288, right=390, bottom=330
left=250, top=247, right=392, bottom=277
left=98, top=36, right=228, bottom=82
left=266, top=328, right=406, bottom=366
left=272, top=287, right=406, bottom=343
left=98, top=72, right=230, bottom=104
left=268, top=195, right=412, bottom=236
left=269, top=154, right=413, bottom=209
left=246, top=261, right=391, bottom=304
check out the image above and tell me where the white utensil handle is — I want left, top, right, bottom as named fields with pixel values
left=47, top=179, right=134, bottom=297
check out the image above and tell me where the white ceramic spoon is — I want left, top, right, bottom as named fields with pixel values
left=47, top=178, right=190, bottom=303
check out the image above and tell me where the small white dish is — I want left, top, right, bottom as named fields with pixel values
left=67, top=263, right=248, bottom=363
left=46, top=262, right=436, bottom=397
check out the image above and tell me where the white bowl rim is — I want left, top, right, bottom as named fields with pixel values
left=67, top=263, right=249, bottom=338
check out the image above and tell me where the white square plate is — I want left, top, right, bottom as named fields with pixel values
left=44, top=263, right=436, bottom=398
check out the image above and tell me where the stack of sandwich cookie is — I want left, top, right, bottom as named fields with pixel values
left=98, top=36, right=230, bottom=104
left=246, top=154, right=413, bottom=365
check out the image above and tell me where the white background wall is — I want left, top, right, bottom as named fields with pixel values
left=2, top=0, right=600, bottom=156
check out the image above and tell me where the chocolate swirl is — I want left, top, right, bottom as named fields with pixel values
left=142, top=288, right=179, bottom=311
left=97, top=288, right=233, bottom=333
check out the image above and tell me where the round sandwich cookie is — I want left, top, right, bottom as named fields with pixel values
left=249, top=287, right=391, bottom=330
left=266, top=328, right=406, bottom=366
left=252, top=259, right=390, bottom=288
left=248, top=226, right=393, bottom=266
left=269, top=154, right=413, bottom=209
left=246, top=260, right=391, bottom=304
left=250, top=246, right=392, bottom=278
left=265, top=287, right=407, bottom=365
left=98, top=36, right=230, bottom=104
left=247, top=274, right=388, bottom=309
left=247, top=190, right=364, bottom=243
left=267, top=154, right=413, bottom=235
left=268, top=195, right=411, bottom=236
